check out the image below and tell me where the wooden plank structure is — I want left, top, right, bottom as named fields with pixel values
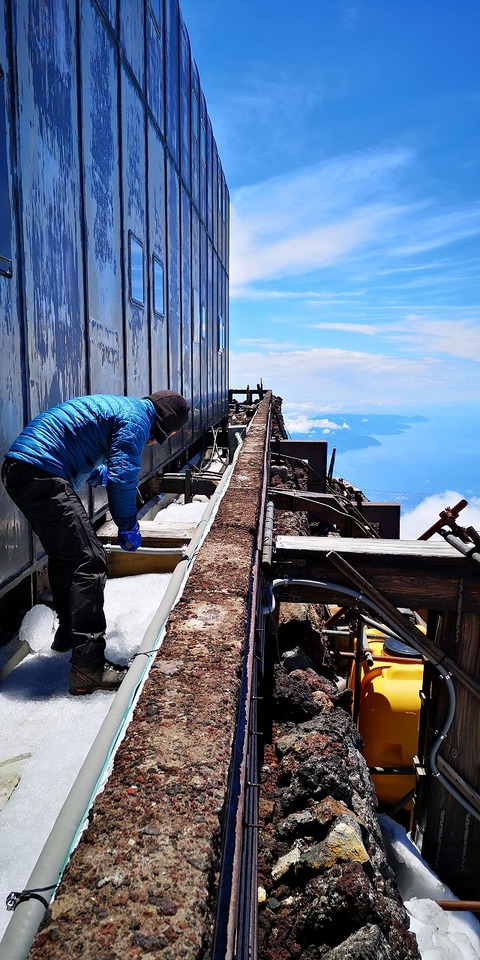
left=98, top=518, right=195, bottom=549
left=97, top=518, right=193, bottom=577
left=273, top=535, right=480, bottom=613
left=271, top=532, right=480, bottom=898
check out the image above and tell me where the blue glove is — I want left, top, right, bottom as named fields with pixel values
left=118, top=521, right=141, bottom=552
left=87, top=464, right=108, bottom=487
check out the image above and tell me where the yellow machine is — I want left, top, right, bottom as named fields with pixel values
left=349, top=626, right=424, bottom=807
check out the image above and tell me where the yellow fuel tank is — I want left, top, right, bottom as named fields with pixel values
left=349, top=630, right=424, bottom=807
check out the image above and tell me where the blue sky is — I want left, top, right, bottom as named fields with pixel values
left=181, top=0, right=479, bottom=410
left=180, top=1, right=480, bottom=529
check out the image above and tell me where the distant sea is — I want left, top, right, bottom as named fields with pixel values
left=287, top=403, right=480, bottom=516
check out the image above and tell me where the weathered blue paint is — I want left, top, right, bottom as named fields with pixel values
left=179, top=18, right=191, bottom=193
left=0, top=0, right=229, bottom=598
left=181, top=183, right=192, bottom=445
left=164, top=0, right=179, bottom=167
left=147, top=124, right=168, bottom=409
left=191, top=65, right=200, bottom=213
left=19, top=0, right=86, bottom=414
left=147, top=3, right=165, bottom=135
left=166, top=157, right=181, bottom=394
left=82, top=0, right=123, bottom=395
left=121, top=69, right=149, bottom=397
left=120, top=0, right=145, bottom=92
left=191, top=206, right=202, bottom=435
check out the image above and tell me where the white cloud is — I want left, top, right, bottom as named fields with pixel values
left=228, top=147, right=480, bottom=310
left=231, top=207, right=391, bottom=287
left=308, top=321, right=377, bottom=335
left=283, top=415, right=350, bottom=434
left=229, top=146, right=414, bottom=289
left=235, top=337, right=298, bottom=351
left=229, top=344, right=480, bottom=408
left=231, top=288, right=367, bottom=303
left=401, top=492, right=480, bottom=540
left=395, top=316, right=480, bottom=361
left=233, top=314, right=480, bottom=366
left=392, top=206, right=480, bottom=257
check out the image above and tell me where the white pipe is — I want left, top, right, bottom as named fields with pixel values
left=0, top=442, right=242, bottom=960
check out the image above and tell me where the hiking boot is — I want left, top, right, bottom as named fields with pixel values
left=51, top=624, right=73, bottom=652
left=69, top=660, right=128, bottom=696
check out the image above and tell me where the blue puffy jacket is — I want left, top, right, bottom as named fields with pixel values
left=5, top=395, right=156, bottom=529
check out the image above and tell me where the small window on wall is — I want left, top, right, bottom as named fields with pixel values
left=153, top=256, right=165, bottom=317
left=200, top=119, right=206, bottom=165
left=217, top=314, right=225, bottom=353
left=0, top=67, right=12, bottom=279
left=192, top=287, right=200, bottom=342
left=129, top=233, right=144, bottom=306
left=201, top=302, right=207, bottom=340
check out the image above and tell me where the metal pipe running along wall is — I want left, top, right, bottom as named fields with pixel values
left=0, top=438, right=245, bottom=960
left=270, top=577, right=480, bottom=826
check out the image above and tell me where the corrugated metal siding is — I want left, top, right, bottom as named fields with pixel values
left=0, top=0, right=229, bottom=596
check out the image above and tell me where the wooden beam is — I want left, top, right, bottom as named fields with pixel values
left=104, top=548, right=185, bottom=578
left=273, top=536, right=480, bottom=612
left=98, top=519, right=195, bottom=549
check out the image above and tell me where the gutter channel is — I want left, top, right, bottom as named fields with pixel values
left=0, top=434, right=245, bottom=960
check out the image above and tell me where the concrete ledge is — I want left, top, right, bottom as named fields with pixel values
left=29, top=395, right=271, bottom=959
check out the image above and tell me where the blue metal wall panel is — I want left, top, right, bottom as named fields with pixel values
left=200, top=224, right=208, bottom=430
left=147, top=122, right=168, bottom=393
left=0, top=0, right=32, bottom=584
left=207, top=238, right=213, bottom=424
left=191, top=207, right=202, bottom=436
left=180, top=184, right=192, bottom=445
left=206, top=118, right=214, bottom=240
left=16, top=0, right=86, bottom=415
left=146, top=1, right=165, bottom=135
left=121, top=68, right=149, bottom=397
left=179, top=19, right=191, bottom=192
left=166, top=156, right=181, bottom=392
left=199, top=92, right=207, bottom=225
left=164, top=0, right=179, bottom=167
left=212, top=141, right=219, bottom=255
left=81, top=0, right=124, bottom=394
left=191, top=65, right=200, bottom=212
left=120, top=0, right=145, bottom=92
left=96, top=0, right=116, bottom=31
left=0, top=0, right=229, bottom=596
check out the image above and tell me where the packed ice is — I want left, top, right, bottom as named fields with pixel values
left=380, top=815, right=480, bottom=958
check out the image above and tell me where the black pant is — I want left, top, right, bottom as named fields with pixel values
left=2, top=458, right=107, bottom=669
